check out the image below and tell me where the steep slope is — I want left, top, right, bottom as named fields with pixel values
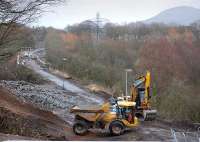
left=0, top=87, right=69, bottom=140
left=145, top=6, right=200, bottom=25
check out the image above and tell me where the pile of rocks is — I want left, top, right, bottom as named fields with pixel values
left=0, top=81, right=93, bottom=111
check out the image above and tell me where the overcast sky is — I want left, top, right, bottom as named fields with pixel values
left=33, top=0, right=200, bottom=29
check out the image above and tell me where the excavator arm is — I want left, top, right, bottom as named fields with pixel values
left=131, top=71, right=157, bottom=121
left=144, top=71, right=151, bottom=108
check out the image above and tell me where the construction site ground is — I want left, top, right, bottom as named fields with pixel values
left=0, top=85, right=176, bottom=141
left=0, top=48, right=194, bottom=141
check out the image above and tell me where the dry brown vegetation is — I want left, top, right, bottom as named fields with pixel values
left=0, top=0, right=64, bottom=84
left=0, top=0, right=64, bottom=47
left=0, top=26, right=46, bottom=84
left=0, top=107, right=43, bottom=138
left=45, top=23, right=200, bottom=122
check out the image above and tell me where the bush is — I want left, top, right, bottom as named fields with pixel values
left=0, top=64, right=46, bottom=84
left=44, top=26, right=200, bottom=122
left=45, top=29, right=141, bottom=91
left=154, top=79, right=200, bottom=122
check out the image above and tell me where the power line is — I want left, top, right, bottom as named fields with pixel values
left=81, top=12, right=109, bottom=40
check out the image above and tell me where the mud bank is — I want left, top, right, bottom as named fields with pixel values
left=0, top=87, right=69, bottom=140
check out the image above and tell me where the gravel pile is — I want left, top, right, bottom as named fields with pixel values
left=0, top=80, right=94, bottom=111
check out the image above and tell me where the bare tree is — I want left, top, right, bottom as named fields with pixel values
left=0, top=0, right=64, bottom=47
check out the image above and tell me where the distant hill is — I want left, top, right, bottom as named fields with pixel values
left=144, top=6, right=200, bottom=25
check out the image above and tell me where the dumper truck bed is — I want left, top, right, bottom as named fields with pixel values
left=70, top=105, right=104, bottom=113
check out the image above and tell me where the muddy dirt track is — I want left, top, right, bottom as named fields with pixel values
left=0, top=86, right=174, bottom=141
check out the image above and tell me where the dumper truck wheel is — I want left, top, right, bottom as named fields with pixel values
left=109, top=121, right=124, bottom=136
left=73, top=121, right=88, bottom=135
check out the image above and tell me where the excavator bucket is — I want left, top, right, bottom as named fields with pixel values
left=143, top=109, right=157, bottom=121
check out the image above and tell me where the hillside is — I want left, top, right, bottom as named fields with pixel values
left=144, top=6, right=200, bottom=25
left=45, top=23, right=200, bottom=123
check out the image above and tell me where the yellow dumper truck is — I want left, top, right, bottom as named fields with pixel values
left=70, top=71, right=157, bottom=136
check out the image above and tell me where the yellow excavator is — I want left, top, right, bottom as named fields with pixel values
left=130, top=71, right=157, bottom=121
left=70, top=71, right=157, bottom=136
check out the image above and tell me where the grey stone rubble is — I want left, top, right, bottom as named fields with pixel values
left=0, top=80, right=98, bottom=124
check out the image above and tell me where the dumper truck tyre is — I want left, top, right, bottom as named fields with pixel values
left=109, top=121, right=124, bottom=136
left=73, top=121, right=88, bottom=135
